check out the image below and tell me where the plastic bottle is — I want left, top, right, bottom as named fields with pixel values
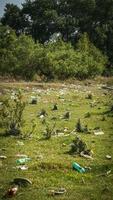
left=72, top=162, right=85, bottom=173
left=16, top=158, right=31, bottom=165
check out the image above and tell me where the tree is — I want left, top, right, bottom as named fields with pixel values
left=22, top=0, right=59, bottom=42
left=75, top=33, right=107, bottom=78
left=0, top=25, right=17, bottom=74
left=1, top=3, right=30, bottom=35
left=89, top=0, right=113, bottom=72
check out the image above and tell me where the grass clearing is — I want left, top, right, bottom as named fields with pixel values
left=0, top=80, right=113, bottom=200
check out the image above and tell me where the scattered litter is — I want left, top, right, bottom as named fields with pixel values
left=16, top=141, right=24, bottom=146
left=4, top=185, right=18, bottom=198
left=84, top=166, right=92, bottom=171
left=102, top=86, right=113, bottom=90
left=53, top=131, right=69, bottom=137
left=80, top=151, right=93, bottom=160
left=106, top=155, right=112, bottom=160
left=94, top=129, right=104, bottom=135
left=16, top=154, right=28, bottom=158
left=64, top=127, right=69, bottom=132
left=0, top=155, right=7, bottom=159
left=72, top=162, right=85, bottom=173
left=39, top=114, right=45, bottom=119
left=81, top=177, right=85, bottom=184
left=13, top=178, right=32, bottom=185
left=48, top=188, right=66, bottom=196
left=96, top=170, right=112, bottom=177
left=56, top=132, right=64, bottom=137
left=106, top=170, right=111, bottom=175
left=70, top=129, right=76, bottom=135
left=15, top=165, right=28, bottom=170
left=16, top=158, right=31, bottom=165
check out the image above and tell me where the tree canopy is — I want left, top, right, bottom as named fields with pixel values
left=0, top=0, right=113, bottom=78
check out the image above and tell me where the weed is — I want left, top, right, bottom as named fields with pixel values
left=84, top=112, right=91, bottom=118
left=43, top=121, right=56, bottom=139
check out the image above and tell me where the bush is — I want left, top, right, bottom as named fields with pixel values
left=39, top=35, right=107, bottom=80
left=69, top=137, right=88, bottom=154
left=0, top=90, right=25, bottom=135
left=0, top=25, right=108, bottom=80
left=43, top=121, right=56, bottom=139
left=75, top=32, right=108, bottom=79
left=76, top=119, right=89, bottom=133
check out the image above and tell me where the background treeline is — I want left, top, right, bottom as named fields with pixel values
left=0, top=25, right=107, bottom=80
left=0, top=0, right=113, bottom=80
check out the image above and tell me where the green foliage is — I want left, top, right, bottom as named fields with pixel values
left=0, top=90, right=26, bottom=135
left=1, top=3, right=29, bottom=35
left=14, top=34, right=37, bottom=79
left=0, top=25, right=17, bottom=74
left=0, top=25, right=108, bottom=80
left=43, top=121, right=56, bottom=139
left=38, top=35, right=107, bottom=79
left=1, top=0, right=113, bottom=72
left=0, top=25, right=42, bottom=79
left=75, top=33, right=107, bottom=79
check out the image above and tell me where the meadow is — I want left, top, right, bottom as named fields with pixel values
left=0, top=79, right=113, bottom=200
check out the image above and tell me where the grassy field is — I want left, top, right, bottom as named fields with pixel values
left=0, top=79, right=113, bottom=200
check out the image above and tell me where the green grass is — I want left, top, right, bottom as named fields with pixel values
left=0, top=80, right=113, bottom=200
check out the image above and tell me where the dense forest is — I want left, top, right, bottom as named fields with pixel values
left=0, top=0, right=113, bottom=80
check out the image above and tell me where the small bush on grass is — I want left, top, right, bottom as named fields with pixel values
left=69, top=137, right=88, bottom=155
left=0, top=90, right=25, bottom=136
left=43, top=121, right=56, bottom=139
left=76, top=118, right=89, bottom=133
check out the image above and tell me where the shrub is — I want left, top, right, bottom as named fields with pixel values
left=43, top=121, right=56, bottom=139
left=75, top=32, right=108, bottom=79
left=0, top=25, right=108, bottom=80
left=70, top=137, right=88, bottom=154
left=0, top=90, right=25, bottom=135
left=76, top=119, right=89, bottom=133
left=40, top=36, right=107, bottom=80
